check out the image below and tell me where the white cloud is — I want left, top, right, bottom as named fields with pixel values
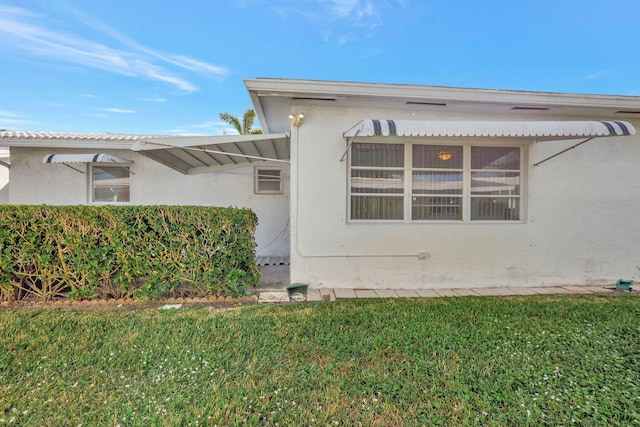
left=162, top=55, right=229, bottom=78
left=99, top=108, right=137, bottom=114
left=40, top=101, right=65, bottom=108
left=320, top=0, right=362, bottom=18
left=232, top=0, right=410, bottom=45
left=256, top=0, right=409, bottom=44
left=337, top=33, right=355, bottom=45
left=0, top=109, right=29, bottom=128
left=0, top=118, right=29, bottom=125
left=63, top=6, right=230, bottom=79
left=266, top=0, right=377, bottom=22
left=0, top=5, right=229, bottom=93
left=0, top=110, right=24, bottom=118
left=164, top=120, right=232, bottom=135
left=359, top=48, right=382, bottom=59
left=164, top=130, right=211, bottom=136
left=193, top=120, right=224, bottom=129
left=584, top=69, right=615, bottom=80
left=140, top=97, right=167, bottom=103
left=0, top=109, right=30, bottom=128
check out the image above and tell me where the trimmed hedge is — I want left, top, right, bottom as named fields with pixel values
left=0, top=205, right=260, bottom=301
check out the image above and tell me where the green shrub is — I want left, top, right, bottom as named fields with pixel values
left=0, top=205, right=259, bottom=301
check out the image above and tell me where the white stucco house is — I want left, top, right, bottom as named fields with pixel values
left=2, top=78, right=640, bottom=289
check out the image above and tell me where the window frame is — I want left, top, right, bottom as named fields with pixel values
left=348, top=139, right=525, bottom=223
left=254, top=166, right=283, bottom=195
left=88, top=163, right=131, bottom=204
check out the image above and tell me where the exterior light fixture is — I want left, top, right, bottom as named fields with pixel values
left=438, top=151, right=453, bottom=161
left=289, top=113, right=304, bottom=127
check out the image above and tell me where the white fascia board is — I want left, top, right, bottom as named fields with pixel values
left=244, top=78, right=640, bottom=110
left=247, top=88, right=270, bottom=133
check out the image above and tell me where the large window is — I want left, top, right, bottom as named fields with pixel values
left=349, top=142, right=522, bottom=222
left=91, top=165, right=130, bottom=203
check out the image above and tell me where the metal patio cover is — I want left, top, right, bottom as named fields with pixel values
left=131, top=133, right=290, bottom=175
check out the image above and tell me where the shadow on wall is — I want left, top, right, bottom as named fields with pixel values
left=0, top=183, right=8, bottom=203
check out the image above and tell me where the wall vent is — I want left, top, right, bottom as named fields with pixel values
left=511, top=106, right=550, bottom=111
left=406, top=101, right=447, bottom=106
left=292, top=97, right=336, bottom=101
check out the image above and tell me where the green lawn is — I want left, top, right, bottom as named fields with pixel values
left=1, top=295, right=639, bottom=426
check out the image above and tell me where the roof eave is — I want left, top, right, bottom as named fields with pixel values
left=244, top=78, right=640, bottom=111
left=0, top=139, right=135, bottom=149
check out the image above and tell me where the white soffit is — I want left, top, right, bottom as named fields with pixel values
left=131, top=133, right=290, bottom=175
left=344, top=120, right=636, bottom=140
left=43, top=153, right=132, bottom=164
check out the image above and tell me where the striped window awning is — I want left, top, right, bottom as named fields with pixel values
left=343, top=120, right=636, bottom=140
left=43, top=153, right=132, bottom=164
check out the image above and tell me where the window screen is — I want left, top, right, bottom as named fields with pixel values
left=92, top=166, right=130, bottom=203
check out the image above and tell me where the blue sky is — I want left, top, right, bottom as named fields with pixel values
left=0, top=0, right=639, bottom=135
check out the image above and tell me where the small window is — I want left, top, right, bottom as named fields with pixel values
left=255, top=167, right=282, bottom=194
left=91, top=165, right=130, bottom=203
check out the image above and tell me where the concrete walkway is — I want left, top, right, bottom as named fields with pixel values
left=256, top=265, right=637, bottom=303
left=258, top=284, right=638, bottom=303
left=303, top=285, right=637, bottom=302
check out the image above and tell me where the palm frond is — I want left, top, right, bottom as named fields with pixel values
left=219, top=112, right=242, bottom=134
left=242, top=109, right=256, bottom=134
left=219, top=109, right=262, bottom=134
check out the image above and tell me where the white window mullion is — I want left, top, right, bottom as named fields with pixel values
left=404, top=141, right=412, bottom=221
left=462, top=145, right=471, bottom=222
left=346, top=146, right=352, bottom=222
left=519, top=146, right=526, bottom=221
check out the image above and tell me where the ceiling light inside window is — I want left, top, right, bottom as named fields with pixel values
left=438, top=151, right=453, bottom=161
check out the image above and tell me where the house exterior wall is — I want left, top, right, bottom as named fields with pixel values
left=9, top=147, right=290, bottom=257
left=290, top=105, right=640, bottom=289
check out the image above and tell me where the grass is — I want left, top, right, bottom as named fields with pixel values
left=1, top=295, right=639, bottom=426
